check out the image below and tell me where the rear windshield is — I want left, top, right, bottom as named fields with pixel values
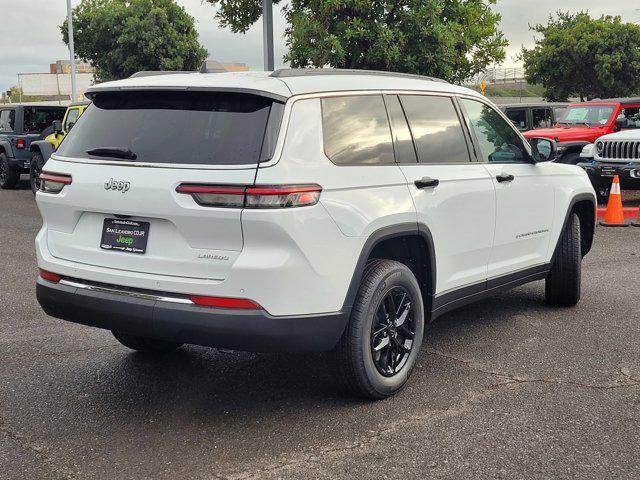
left=57, top=91, right=284, bottom=165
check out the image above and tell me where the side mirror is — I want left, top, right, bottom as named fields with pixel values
left=67, top=122, right=75, bottom=131
left=615, top=117, right=628, bottom=131
left=530, top=137, right=556, bottom=163
left=52, top=120, right=63, bottom=134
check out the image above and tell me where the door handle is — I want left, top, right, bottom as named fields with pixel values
left=496, top=174, right=514, bottom=183
left=414, top=177, right=440, bottom=189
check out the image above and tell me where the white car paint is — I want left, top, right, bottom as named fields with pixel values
left=36, top=70, right=595, bottom=317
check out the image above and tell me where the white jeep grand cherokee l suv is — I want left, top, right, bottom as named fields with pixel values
left=35, top=68, right=596, bottom=399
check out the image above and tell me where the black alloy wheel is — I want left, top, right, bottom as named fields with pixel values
left=370, top=286, right=415, bottom=377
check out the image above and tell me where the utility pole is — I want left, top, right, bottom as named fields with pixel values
left=262, top=0, right=274, bottom=71
left=66, top=0, right=78, bottom=101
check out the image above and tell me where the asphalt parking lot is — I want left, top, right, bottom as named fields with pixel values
left=1, top=182, right=639, bottom=480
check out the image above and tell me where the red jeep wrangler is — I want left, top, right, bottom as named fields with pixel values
left=523, top=98, right=640, bottom=164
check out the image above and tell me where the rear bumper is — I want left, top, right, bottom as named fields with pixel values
left=36, top=278, right=349, bottom=352
left=7, top=156, right=30, bottom=171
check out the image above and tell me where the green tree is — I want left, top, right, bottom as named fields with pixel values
left=522, top=12, right=640, bottom=102
left=61, top=0, right=208, bottom=81
left=205, top=0, right=507, bottom=83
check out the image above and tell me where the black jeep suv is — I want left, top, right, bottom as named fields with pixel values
left=0, top=105, right=66, bottom=189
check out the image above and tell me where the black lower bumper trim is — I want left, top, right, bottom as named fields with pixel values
left=36, top=278, right=349, bottom=352
left=578, top=161, right=640, bottom=188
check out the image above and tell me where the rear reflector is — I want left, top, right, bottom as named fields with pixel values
left=39, top=269, right=61, bottom=283
left=190, top=295, right=261, bottom=309
left=40, top=172, right=72, bottom=193
left=176, top=184, right=321, bottom=208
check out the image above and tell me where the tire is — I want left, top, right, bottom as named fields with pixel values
left=0, top=153, right=20, bottom=189
left=596, top=186, right=610, bottom=205
left=557, top=152, right=581, bottom=165
left=112, top=331, right=182, bottom=354
left=545, top=213, right=581, bottom=307
left=330, top=259, right=425, bottom=399
left=30, top=153, right=45, bottom=195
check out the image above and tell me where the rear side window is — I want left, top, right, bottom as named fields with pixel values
left=23, top=108, right=65, bottom=134
left=505, top=108, right=527, bottom=131
left=321, top=95, right=394, bottom=165
left=532, top=108, right=552, bottom=129
left=57, top=91, right=284, bottom=165
left=0, top=110, right=15, bottom=132
left=400, top=95, right=470, bottom=164
left=383, top=95, right=417, bottom=163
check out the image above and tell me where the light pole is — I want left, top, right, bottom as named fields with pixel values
left=66, top=0, right=78, bottom=101
left=262, top=0, right=274, bottom=71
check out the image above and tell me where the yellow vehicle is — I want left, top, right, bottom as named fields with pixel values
left=29, top=101, right=90, bottom=193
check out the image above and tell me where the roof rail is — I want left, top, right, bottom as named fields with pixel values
left=129, top=71, right=194, bottom=78
left=269, top=68, right=449, bottom=83
left=200, top=59, right=227, bottom=74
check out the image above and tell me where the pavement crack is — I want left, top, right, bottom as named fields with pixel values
left=0, top=415, right=76, bottom=479
left=427, top=348, right=640, bottom=391
left=215, top=380, right=515, bottom=480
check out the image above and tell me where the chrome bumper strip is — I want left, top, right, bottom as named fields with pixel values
left=58, top=279, right=194, bottom=304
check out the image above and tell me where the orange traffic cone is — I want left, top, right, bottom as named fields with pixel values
left=600, top=176, right=628, bottom=227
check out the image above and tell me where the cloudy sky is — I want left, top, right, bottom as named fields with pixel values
left=1, top=0, right=639, bottom=91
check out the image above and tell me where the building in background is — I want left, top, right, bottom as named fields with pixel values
left=222, top=62, right=249, bottom=72
left=50, top=60, right=94, bottom=75
left=5, top=60, right=250, bottom=103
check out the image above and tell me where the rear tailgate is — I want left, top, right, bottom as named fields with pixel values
left=39, top=159, right=254, bottom=280
left=38, top=89, right=284, bottom=281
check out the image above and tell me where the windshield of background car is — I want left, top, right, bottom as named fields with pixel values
left=558, top=105, right=615, bottom=126
left=56, top=91, right=284, bottom=165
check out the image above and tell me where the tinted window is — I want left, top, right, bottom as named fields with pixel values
left=460, top=99, right=527, bottom=163
left=23, top=107, right=65, bottom=134
left=57, top=91, right=283, bottom=165
left=400, top=95, right=470, bottom=164
left=532, top=108, right=552, bottom=129
left=506, top=109, right=527, bottom=131
left=63, top=108, right=81, bottom=131
left=618, top=107, right=640, bottom=129
left=321, top=95, right=394, bottom=165
left=0, top=110, right=15, bottom=132
left=383, top=95, right=417, bottom=163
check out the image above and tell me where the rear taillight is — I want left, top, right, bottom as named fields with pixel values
left=190, top=295, right=261, bottom=309
left=40, top=172, right=72, bottom=193
left=16, top=139, right=25, bottom=149
left=176, top=185, right=245, bottom=208
left=176, top=184, right=322, bottom=208
left=39, top=269, right=61, bottom=283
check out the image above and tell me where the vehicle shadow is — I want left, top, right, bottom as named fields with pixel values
left=76, top=283, right=551, bottom=417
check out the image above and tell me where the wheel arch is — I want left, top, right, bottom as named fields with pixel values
left=553, top=193, right=596, bottom=261
left=342, top=223, right=436, bottom=317
left=557, top=141, right=590, bottom=163
left=29, top=140, right=55, bottom=163
left=0, top=140, right=13, bottom=157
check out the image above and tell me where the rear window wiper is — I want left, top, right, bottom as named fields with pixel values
left=86, top=147, right=137, bottom=160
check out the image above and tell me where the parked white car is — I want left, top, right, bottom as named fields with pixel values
left=35, top=67, right=596, bottom=399
left=579, top=129, right=640, bottom=200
